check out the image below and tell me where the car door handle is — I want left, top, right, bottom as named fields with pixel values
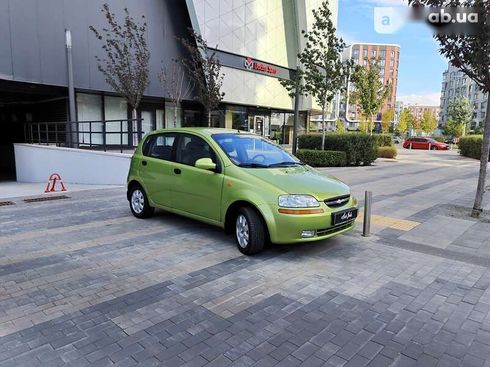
left=174, top=168, right=181, bottom=175
left=142, top=161, right=147, bottom=166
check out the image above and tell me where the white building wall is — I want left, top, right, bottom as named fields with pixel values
left=14, top=144, right=131, bottom=185
left=220, top=66, right=293, bottom=110
left=440, top=64, right=488, bottom=127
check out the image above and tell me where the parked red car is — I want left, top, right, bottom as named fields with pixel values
left=403, top=138, right=449, bottom=150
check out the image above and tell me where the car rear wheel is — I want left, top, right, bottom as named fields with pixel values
left=129, top=185, right=154, bottom=219
left=235, top=207, right=265, bottom=255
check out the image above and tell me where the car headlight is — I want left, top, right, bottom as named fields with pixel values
left=278, top=195, right=319, bottom=208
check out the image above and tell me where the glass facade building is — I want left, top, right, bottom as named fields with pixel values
left=186, top=0, right=336, bottom=142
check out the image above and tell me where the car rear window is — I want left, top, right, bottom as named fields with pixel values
left=143, top=134, right=176, bottom=161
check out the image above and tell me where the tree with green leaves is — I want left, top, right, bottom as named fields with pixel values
left=420, top=111, right=438, bottom=135
left=335, top=118, right=346, bottom=133
left=443, top=118, right=464, bottom=139
left=381, top=108, right=395, bottom=134
left=89, top=4, right=150, bottom=140
left=350, top=60, right=391, bottom=135
left=295, top=0, right=351, bottom=150
left=446, top=96, right=473, bottom=136
left=409, top=0, right=490, bottom=218
left=181, top=30, right=225, bottom=127
left=397, top=108, right=414, bottom=136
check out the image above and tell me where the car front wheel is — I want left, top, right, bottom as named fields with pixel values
left=129, top=185, right=154, bottom=219
left=235, top=207, right=265, bottom=255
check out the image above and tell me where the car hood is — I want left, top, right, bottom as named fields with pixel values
left=244, top=165, right=350, bottom=201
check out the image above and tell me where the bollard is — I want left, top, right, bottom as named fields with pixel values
left=362, top=191, right=372, bottom=237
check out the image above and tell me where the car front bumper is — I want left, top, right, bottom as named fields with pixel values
left=259, top=199, right=358, bottom=244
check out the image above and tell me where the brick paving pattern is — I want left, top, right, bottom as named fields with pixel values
left=1, top=149, right=490, bottom=366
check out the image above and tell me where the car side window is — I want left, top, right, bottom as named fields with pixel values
left=175, top=134, right=219, bottom=168
left=142, top=134, right=176, bottom=161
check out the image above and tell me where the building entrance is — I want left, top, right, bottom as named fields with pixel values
left=0, top=81, right=68, bottom=180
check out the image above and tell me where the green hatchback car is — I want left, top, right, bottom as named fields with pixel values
left=127, top=128, right=358, bottom=255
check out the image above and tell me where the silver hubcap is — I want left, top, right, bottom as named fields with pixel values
left=131, top=189, right=145, bottom=214
left=236, top=214, right=249, bottom=248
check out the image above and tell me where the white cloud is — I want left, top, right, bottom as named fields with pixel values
left=398, top=93, right=441, bottom=106
left=337, top=30, right=361, bottom=46
left=361, top=0, right=407, bottom=6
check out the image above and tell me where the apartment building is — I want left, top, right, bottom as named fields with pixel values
left=342, top=43, right=400, bottom=128
left=439, top=64, right=488, bottom=129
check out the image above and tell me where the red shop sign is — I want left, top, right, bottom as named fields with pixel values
left=244, top=57, right=277, bottom=75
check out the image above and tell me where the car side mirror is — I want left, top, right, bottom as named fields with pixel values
left=195, top=158, right=216, bottom=171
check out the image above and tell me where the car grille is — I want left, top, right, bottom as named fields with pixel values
left=316, top=221, right=354, bottom=236
left=324, top=194, right=350, bottom=208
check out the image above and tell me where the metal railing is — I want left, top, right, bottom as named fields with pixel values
left=24, top=119, right=144, bottom=153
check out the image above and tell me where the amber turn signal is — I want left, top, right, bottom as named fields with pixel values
left=278, top=208, right=324, bottom=215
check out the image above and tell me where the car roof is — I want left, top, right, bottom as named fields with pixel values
left=146, top=127, right=253, bottom=138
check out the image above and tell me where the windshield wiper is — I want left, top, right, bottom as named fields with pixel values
left=267, top=161, right=305, bottom=167
left=237, top=163, right=269, bottom=168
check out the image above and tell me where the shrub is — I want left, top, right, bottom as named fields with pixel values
left=372, top=134, right=393, bottom=147
left=298, top=133, right=378, bottom=165
left=459, top=135, right=489, bottom=160
left=378, top=146, right=397, bottom=159
left=295, top=150, right=347, bottom=167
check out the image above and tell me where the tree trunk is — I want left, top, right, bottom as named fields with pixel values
left=321, top=106, right=326, bottom=150
left=132, top=108, right=138, bottom=146
left=173, top=104, right=178, bottom=128
left=292, top=91, right=300, bottom=155
left=471, top=101, right=490, bottom=218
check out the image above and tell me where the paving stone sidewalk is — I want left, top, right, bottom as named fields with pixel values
left=1, top=149, right=490, bottom=366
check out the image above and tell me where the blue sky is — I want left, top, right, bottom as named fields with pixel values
left=337, top=0, right=448, bottom=105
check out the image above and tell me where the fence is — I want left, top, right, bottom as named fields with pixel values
left=24, top=119, right=144, bottom=153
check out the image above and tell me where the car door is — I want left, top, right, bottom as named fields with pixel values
left=138, top=133, right=177, bottom=208
left=420, top=138, right=430, bottom=149
left=413, top=138, right=423, bottom=149
left=169, top=133, right=224, bottom=222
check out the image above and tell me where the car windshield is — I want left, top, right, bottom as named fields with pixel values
left=212, top=133, right=303, bottom=168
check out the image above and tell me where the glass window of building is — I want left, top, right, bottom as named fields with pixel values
left=76, top=93, right=103, bottom=145
left=372, top=50, right=377, bottom=57
left=380, top=50, right=386, bottom=58
left=104, top=96, right=128, bottom=145
left=270, top=112, right=284, bottom=143
left=226, top=106, right=248, bottom=131
left=183, top=109, right=203, bottom=127
left=363, top=49, right=368, bottom=58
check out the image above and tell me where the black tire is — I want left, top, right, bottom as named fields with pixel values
left=235, top=207, right=266, bottom=255
left=129, top=185, right=154, bottom=219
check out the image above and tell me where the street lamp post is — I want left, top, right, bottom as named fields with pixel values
left=292, top=67, right=300, bottom=155
left=65, top=29, right=76, bottom=147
